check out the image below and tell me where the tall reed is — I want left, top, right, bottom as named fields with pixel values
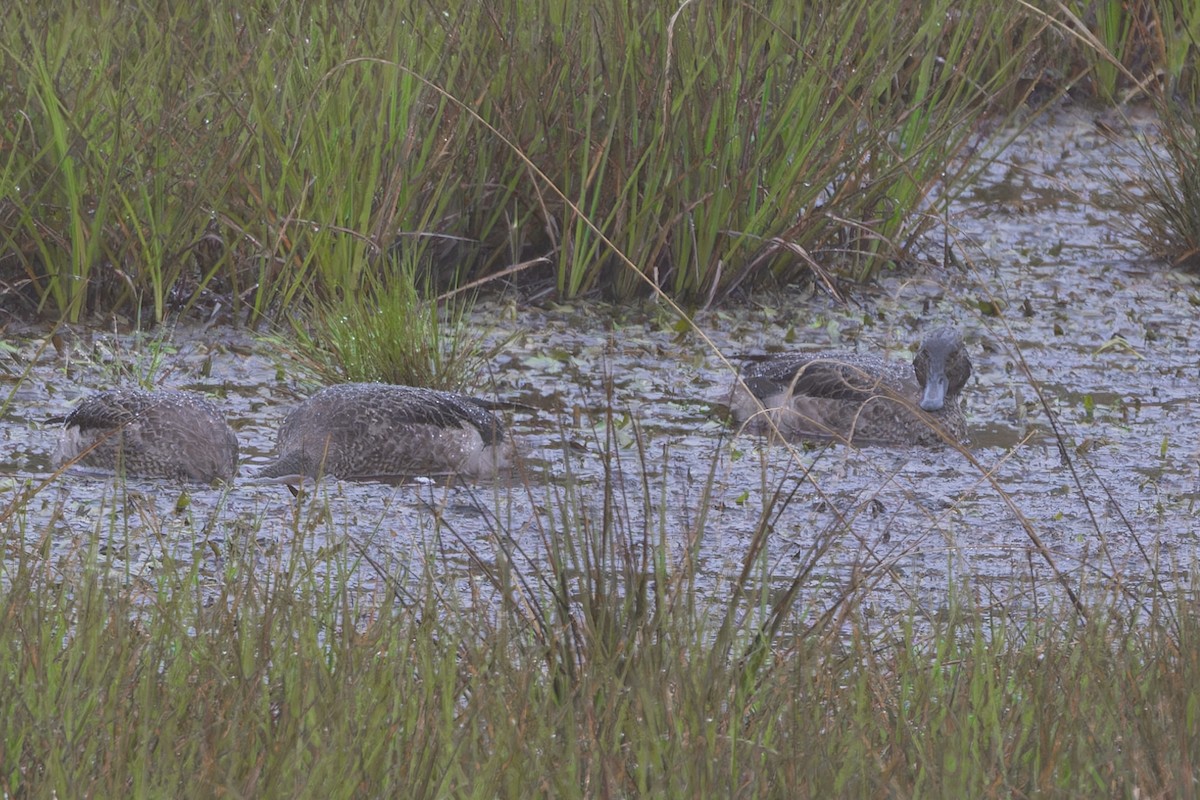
left=0, top=0, right=1046, bottom=322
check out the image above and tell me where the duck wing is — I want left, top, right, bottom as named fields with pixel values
left=743, top=354, right=898, bottom=402
left=61, top=390, right=162, bottom=431
left=382, top=389, right=508, bottom=446
left=286, top=384, right=508, bottom=447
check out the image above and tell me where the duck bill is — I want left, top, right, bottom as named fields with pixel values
left=919, top=373, right=949, bottom=411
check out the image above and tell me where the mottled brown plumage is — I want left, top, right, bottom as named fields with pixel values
left=731, top=328, right=971, bottom=446
left=256, top=383, right=514, bottom=481
left=54, top=389, right=239, bottom=482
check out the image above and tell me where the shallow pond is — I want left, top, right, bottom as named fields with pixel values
left=3, top=103, right=1196, bottom=626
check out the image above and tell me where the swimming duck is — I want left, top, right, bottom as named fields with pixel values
left=255, top=383, right=515, bottom=481
left=53, top=388, right=239, bottom=482
left=731, top=327, right=971, bottom=446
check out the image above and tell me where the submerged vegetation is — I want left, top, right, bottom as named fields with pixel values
left=3, top=0, right=1196, bottom=325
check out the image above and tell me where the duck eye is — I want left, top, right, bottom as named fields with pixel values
left=912, top=352, right=928, bottom=381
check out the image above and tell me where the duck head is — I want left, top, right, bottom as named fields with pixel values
left=913, top=328, right=972, bottom=412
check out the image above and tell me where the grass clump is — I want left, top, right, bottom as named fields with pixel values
left=1062, top=1, right=1200, bottom=273
left=8, top=0, right=1200, bottom=320
left=1124, top=105, right=1200, bottom=270
left=276, top=263, right=490, bottom=391
left=0, top=0, right=456, bottom=323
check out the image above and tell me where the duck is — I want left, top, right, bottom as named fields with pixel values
left=255, top=383, right=515, bottom=481
left=53, top=388, right=239, bottom=482
left=730, top=327, right=971, bottom=446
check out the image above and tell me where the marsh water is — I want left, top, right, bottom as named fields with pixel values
left=5, top=104, right=1197, bottom=623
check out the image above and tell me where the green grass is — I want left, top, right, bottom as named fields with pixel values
left=1055, top=0, right=1200, bottom=274
left=5, top=427, right=1200, bottom=797
left=1053, top=0, right=1200, bottom=104
left=0, top=0, right=1059, bottom=324
left=271, top=259, right=492, bottom=391
left=4, top=0, right=1200, bottom=326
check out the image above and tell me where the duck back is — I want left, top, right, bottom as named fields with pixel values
left=257, top=383, right=514, bottom=481
left=54, top=389, right=238, bottom=482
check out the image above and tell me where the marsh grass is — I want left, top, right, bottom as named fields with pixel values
left=5, top=0, right=1198, bottom=323
left=0, top=0, right=1060, bottom=323
left=1090, top=0, right=1200, bottom=273
left=1123, top=104, right=1200, bottom=270
left=274, top=260, right=491, bottom=391
left=1056, top=0, right=1200, bottom=103
left=6, top=411, right=1200, bottom=796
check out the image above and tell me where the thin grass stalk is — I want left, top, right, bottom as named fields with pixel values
left=6, top=468, right=1200, bottom=792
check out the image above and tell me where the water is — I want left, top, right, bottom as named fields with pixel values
left=3, top=103, right=1194, bottom=626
